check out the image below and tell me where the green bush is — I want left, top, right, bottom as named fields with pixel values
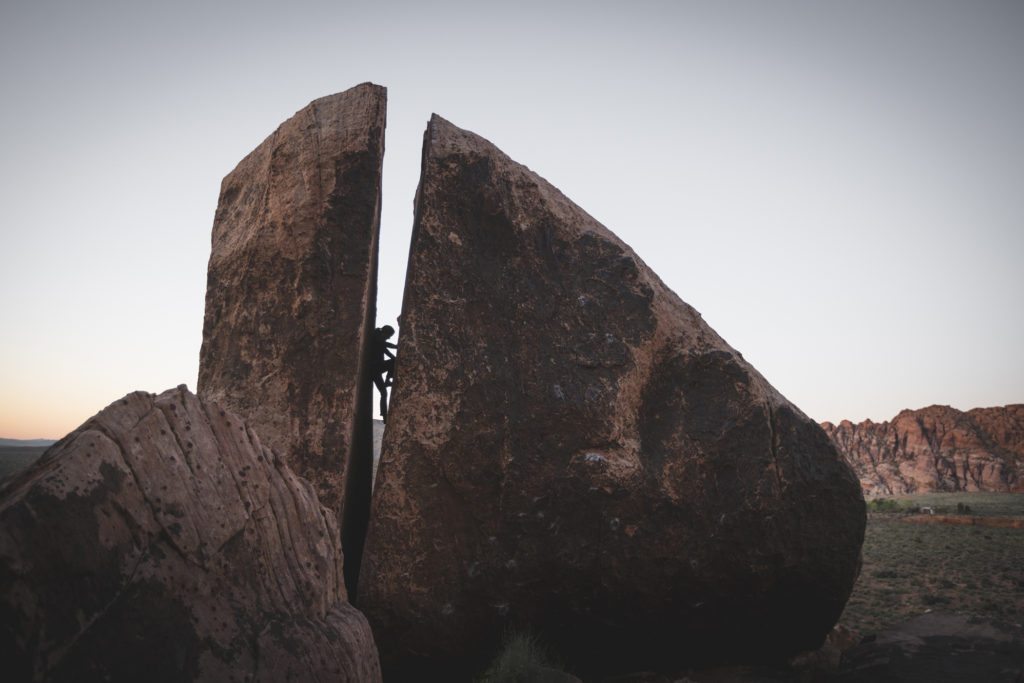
left=867, top=498, right=929, bottom=513
left=868, top=498, right=903, bottom=513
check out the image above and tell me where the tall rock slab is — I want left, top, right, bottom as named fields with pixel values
left=823, top=404, right=1024, bottom=495
left=198, top=84, right=385, bottom=577
left=360, top=116, right=866, bottom=679
left=0, top=387, right=381, bottom=682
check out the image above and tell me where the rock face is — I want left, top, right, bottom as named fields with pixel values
left=837, top=613, right=1024, bottom=682
left=360, top=116, right=866, bottom=678
left=372, top=419, right=384, bottom=485
left=198, top=83, right=385, bottom=589
left=0, top=387, right=381, bottom=682
left=822, top=405, right=1024, bottom=496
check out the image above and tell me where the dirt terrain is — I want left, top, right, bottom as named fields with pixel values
left=839, top=492, right=1024, bottom=636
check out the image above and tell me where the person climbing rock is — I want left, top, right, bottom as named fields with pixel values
left=371, top=325, right=397, bottom=422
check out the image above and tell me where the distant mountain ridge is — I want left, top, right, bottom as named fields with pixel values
left=822, top=404, right=1024, bottom=496
left=0, top=438, right=56, bottom=448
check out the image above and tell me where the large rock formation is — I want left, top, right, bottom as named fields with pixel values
left=198, top=83, right=385, bottom=589
left=360, top=116, right=866, bottom=678
left=0, top=387, right=381, bottom=682
left=822, top=404, right=1024, bottom=496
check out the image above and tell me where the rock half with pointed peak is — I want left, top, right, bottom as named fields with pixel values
left=198, top=83, right=385, bottom=579
left=360, top=115, right=865, bottom=679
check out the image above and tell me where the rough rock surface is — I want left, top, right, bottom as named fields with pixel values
left=360, top=116, right=866, bottom=678
left=198, top=83, right=385, bottom=576
left=372, top=419, right=384, bottom=485
left=0, top=387, right=381, bottom=682
left=837, top=613, right=1024, bottom=682
left=822, top=405, right=1024, bottom=496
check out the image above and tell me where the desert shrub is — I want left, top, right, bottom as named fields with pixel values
left=956, top=502, right=973, bottom=514
left=922, top=594, right=952, bottom=606
left=479, top=632, right=564, bottom=683
left=868, top=498, right=903, bottom=513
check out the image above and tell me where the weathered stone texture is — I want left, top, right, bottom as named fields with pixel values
left=0, top=387, right=381, bottom=682
left=198, top=83, right=385, bottom=533
left=823, top=404, right=1024, bottom=496
left=360, top=116, right=866, bottom=678
left=837, top=613, right=1024, bottom=682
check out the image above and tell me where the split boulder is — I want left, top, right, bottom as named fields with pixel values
left=198, top=83, right=385, bottom=572
left=360, top=116, right=866, bottom=678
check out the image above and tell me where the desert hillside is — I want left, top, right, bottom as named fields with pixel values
left=822, top=404, right=1024, bottom=496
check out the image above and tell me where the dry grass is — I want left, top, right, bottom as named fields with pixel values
left=839, top=493, right=1024, bottom=635
left=478, top=632, right=564, bottom=683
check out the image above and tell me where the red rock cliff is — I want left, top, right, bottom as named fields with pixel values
left=821, top=404, right=1024, bottom=496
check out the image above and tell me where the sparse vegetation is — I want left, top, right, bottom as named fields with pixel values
left=886, top=492, right=1024, bottom=517
left=841, top=493, right=1024, bottom=635
left=867, top=497, right=926, bottom=514
left=478, top=632, right=566, bottom=683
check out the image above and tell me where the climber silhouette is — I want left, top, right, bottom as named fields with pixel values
left=371, top=325, right=397, bottom=422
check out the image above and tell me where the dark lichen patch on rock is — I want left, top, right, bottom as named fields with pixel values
left=46, top=578, right=203, bottom=683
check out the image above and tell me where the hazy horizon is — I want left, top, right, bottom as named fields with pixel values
left=2, top=1, right=1022, bottom=439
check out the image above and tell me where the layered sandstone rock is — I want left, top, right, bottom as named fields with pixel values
left=360, top=116, right=866, bottom=678
left=198, top=84, right=385, bottom=582
left=822, top=405, right=1024, bottom=496
left=0, top=387, right=381, bottom=682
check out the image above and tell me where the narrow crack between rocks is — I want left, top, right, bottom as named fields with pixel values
left=338, top=121, right=386, bottom=602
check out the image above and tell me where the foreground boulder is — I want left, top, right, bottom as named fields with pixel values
left=0, top=387, right=381, bottom=682
left=360, top=116, right=866, bottom=678
left=837, top=613, right=1024, bottom=682
left=198, top=83, right=386, bottom=587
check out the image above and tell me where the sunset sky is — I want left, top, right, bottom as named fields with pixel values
left=1, top=0, right=1022, bottom=439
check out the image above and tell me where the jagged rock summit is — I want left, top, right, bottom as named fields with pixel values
left=0, top=386, right=381, bottom=682
left=360, top=115, right=866, bottom=678
left=823, top=404, right=1024, bottom=495
left=198, top=83, right=385, bottom=589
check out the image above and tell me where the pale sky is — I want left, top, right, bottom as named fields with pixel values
left=1, top=0, right=1021, bottom=439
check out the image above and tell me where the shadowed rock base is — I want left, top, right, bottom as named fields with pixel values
left=837, top=613, right=1024, bottom=683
